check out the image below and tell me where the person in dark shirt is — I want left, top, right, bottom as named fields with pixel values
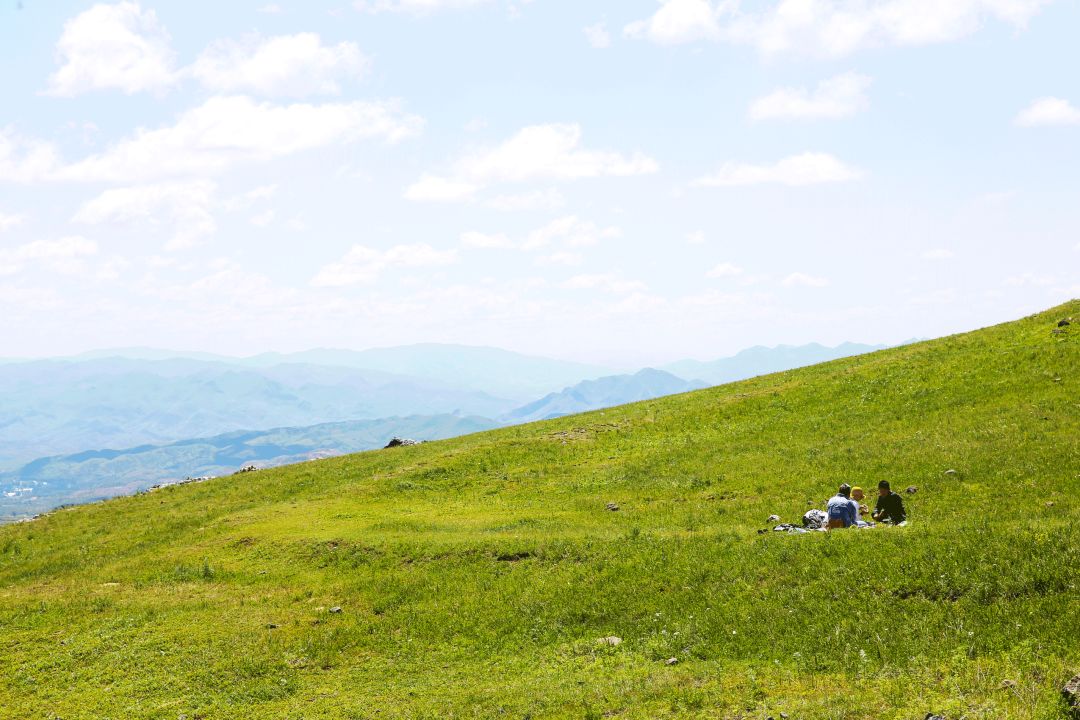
left=872, top=480, right=907, bottom=524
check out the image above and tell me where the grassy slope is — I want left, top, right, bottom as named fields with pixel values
left=1, top=302, right=1077, bottom=720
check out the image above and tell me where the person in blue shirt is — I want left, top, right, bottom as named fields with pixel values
left=826, top=483, right=859, bottom=528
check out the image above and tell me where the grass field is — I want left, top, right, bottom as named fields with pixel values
left=1, top=301, right=1078, bottom=719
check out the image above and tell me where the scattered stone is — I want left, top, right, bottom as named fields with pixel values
left=606, top=502, right=620, bottom=512
left=780, top=714, right=789, bottom=719
left=767, top=514, right=781, bottom=523
left=384, top=437, right=421, bottom=448
left=1063, top=674, right=1080, bottom=717
left=924, top=714, right=945, bottom=720
left=329, top=606, right=342, bottom=614
left=597, top=636, right=622, bottom=647
left=906, top=486, right=918, bottom=494
left=1046, top=501, right=1056, bottom=508
left=266, top=623, right=279, bottom=629
left=665, top=657, right=678, bottom=666
left=1001, top=679, right=1017, bottom=689
left=943, top=469, right=959, bottom=477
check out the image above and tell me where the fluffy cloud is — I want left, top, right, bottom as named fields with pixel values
left=749, top=72, right=871, bottom=120
left=58, top=96, right=422, bottom=183
left=1015, top=97, right=1080, bottom=127
left=404, top=174, right=479, bottom=203
left=0, top=212, right=25, bottom=232
left=625, top=0, right=1054, bottom=56
left=190, top=33, right=369, bottom=97
left=624, top=0, right=721, bottom=45
left=311, top=243, right=458, bottom=287
left=460, top=231, right=514, bottom=249
left=522, top=216, right=622, bottom=250
left=584, top=22, right=612, bottom=48
left=485, top=188, right=566, bottom=212
left=782, top=272, right=829, bottom=287
left=563, top=273, right=648, bottom=294
left=46, top=1, right=177, bottom=96
left=706, top=262, right=744, bottom=277
left=460, top=216, right=621, bottom=263
left=693, top=152, right=862, bottom=187
left=73, top=181, right=217, bottom=250
left=407, top=124, right=657, bottom=202
left=0, top=128, right=64, bottom=183
left=354, top=0, right=494, bottom=13
left=0, top=236, right=98, bottom=276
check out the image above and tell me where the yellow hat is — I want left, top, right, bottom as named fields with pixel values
left=851, top=486, right=863, bottom=494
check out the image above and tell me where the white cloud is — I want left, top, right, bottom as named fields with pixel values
left=0, top=212, right=25, bottom=232
left=73, top=181, right=217, bottom=250
left=1015, top=97, right=1080, bottom=127
left=921, top=248, right=955, bottom=260
left=749, top=72, right=871, bottom=121
left=0, top=236, right=98, bottom=276
left=562, top=273, right=647, bottom=294
left=706, top=262, right=744, bottom=277
left=58, top=96, right=422, bottom=183
left=46, top=1, right=177, bottom=96
left=407, top=124, right=657, bottom=202
left=0, top=128, right=63, bottom=183
left=626, top=0, right=1053, bottom=56
left=782, top=272, right=829, bottom=287
left=624, top=0, right=721, bottom=45
left=312, top=243, right=458, bottom=287
left=190, top=33, right=369, bottom=97
left=354, top=0, right=492, bottom=13
left=486, top=188, right=566, bottom=212
left=535, top=251, right=583, bottom=267
left=523, top=215, right=622, bottom=250
left=404, top=174, right=479, bottom=203
left=686, top=230, right=706, bottom=244
left=461, top=231, right=514, bottom=249
left=694, top=152, right=862, bottom=187
left=584, top=22, right=612, bottom=48
left=258, top=3, right=284, bottom=13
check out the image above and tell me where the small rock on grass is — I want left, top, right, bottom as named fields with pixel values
left=906, top=486, right=918, bottom=494
left=329, top=606, right=343, bottom=614
left=266, top=623, right=279, bottom=629
left=944, top=469, right=959, bottom=477
left=1001, top=679, right=1017, bottom=689
left=767, top=514, right=781, bottom=523
left=605, top=502, right=620, bottom=512
left=924, top=714, right=945, bottom=720
left=597, top=636, right=622, bottom=647
left=665, top=657, right=678, bottom=666
left=1046, top=501, right=1056, bottom=508
left=1063, top=673, right=1080, bottom=716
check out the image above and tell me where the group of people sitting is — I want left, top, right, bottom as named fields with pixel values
left=825, top=480, right=907, bottom=529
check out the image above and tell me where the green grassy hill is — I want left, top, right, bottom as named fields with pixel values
left=2, top=302, right=1077, bottom=720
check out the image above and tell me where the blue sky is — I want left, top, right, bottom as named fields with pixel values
left=1, top=0, right=1077, bottom=366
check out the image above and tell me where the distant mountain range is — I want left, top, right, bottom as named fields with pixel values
left=0, top=357, right=515, bottom=471
left=0, top=340, right=888, bottom=520
left=501, top=368, right=705, bottom=424
left=68, top=344, right=616, bottom=402
left=661, top=342, right=886, bottom=385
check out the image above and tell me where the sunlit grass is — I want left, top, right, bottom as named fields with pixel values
left=1, top=301, right=1077, bottom=719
